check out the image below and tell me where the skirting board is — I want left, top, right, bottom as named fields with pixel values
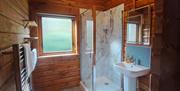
left=80, top=81, right=89, bottom=91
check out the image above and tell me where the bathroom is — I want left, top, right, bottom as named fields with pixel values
left=1, top=0, right=180, bottom=91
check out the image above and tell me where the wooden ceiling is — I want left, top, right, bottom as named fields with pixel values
left=30, top=0, right=125, bottom=11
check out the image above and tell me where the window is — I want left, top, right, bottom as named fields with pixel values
left=86, top=20, right=93, bottom=51
left=127, top=23, right=137, bottom=43
left=40, top=15, right=77, bottom=54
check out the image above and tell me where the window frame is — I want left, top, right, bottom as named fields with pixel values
left=37, top=14, right=78, bottom=56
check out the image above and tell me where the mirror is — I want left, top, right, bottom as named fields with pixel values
left=126, top=6, right=151, bottom=45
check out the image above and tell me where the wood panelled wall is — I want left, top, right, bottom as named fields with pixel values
left=152, top=0, right=180, bottom=91
left=30, top=0, right=106, bottom=11
left=0, top=0, right=29, bottom=91
left=122, top=0, right=155, bottom=91
left=30, top=0, right=126, bottom=11
left=105, top=0, right=125, bottom=10
left=30, top=3, right=81, bottom=91
left=32, top=56, right=80, bottom=91
left=30, top=0, right=152, bottom=11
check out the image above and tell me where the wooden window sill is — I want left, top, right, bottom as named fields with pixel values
left=38, top=53, right=79, bottom=59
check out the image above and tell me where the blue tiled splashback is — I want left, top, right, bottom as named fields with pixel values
left=126, top=45, right=151, bottom=67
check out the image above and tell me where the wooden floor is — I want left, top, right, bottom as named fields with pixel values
left=61, top=86, right=82, bottom=91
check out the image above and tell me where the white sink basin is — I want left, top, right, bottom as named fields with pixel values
left=115, top=62, right=150, bottom=78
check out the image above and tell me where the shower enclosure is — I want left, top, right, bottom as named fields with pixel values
left=80, top=4, right=124, bottom=91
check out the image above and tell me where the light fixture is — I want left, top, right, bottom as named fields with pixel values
left=23, top=20, right=38, bottom=28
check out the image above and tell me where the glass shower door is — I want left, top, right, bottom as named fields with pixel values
left=80, top=10, right=94, bottom=91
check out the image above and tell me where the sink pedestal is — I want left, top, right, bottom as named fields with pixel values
left=124, top=75, right=136, bottom=91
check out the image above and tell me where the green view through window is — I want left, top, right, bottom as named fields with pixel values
left=42, top=16, right=73, bottom=53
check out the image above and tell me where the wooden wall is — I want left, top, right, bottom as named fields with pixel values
left=152, top=0, right=180, bottom=91
left=0, top=50, right=16, bottom=91
left=30, top=3, right=81, bottom=91
left=30, top=0, right=105, bottom=11
left=32, top=56, right=80, bottom=91
left=30, top=0, right=127, bottom=11
left=105, top=0, right=125, bottom=10
left=0, top=0, right=29, bottom=91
